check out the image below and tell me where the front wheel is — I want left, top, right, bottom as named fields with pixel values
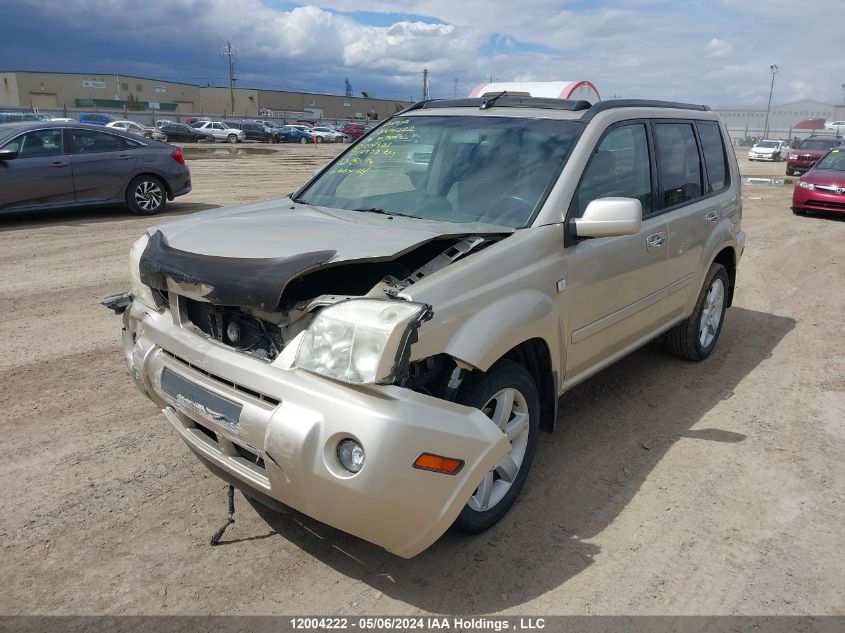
left=227, top=134, right=238, bottom=144
left=454, top=360, right=539, bottom=534
left=126, top=175, right=166, bottom=216
left=299, top=137, right=307, bottom=144
left=665, top=263, right=729, bottom=361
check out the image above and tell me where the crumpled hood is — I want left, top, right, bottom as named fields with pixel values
left=140, top=197, right=511, bottom=309
left=150, top=197, right=510, bottom=262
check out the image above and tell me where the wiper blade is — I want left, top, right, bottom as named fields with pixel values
left=350, top=208, right=422, bottom=219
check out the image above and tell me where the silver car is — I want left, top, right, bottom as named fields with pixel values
left=190, top=120, right=245, bottom=143
left=107, top=120, right=168, bottom=141
left=108, top=97, right=744, bottom=557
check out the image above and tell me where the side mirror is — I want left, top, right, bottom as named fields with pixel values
left=571, top=197, right=642, bottom=238
left=0, top=149, right=18, bottom=161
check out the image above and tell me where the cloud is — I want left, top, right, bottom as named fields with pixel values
left=706, top=38, right=732, bottom=57
left=2, top=0, right=844, bottom=106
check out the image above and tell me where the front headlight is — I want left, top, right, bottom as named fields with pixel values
left=294, top=299, right=430, bottom=385
left=799, top=181, right=815, bottom=190
left=129, top=233, right=159, bottom=309
left=789, top=153, right=798, bottom=160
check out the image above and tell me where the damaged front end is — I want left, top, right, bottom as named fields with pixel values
left=107, top=219, right=511, bottom=557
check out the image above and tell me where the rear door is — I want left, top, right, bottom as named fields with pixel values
left=0, top=128, right=75, bottom=211
left=68, top=128, right=140, bottom=203
left=563, top=121, right=668, bottom=384
left=656, top=120, right=733, bottom=323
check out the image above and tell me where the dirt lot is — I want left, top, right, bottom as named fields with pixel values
left=1, top=144, right=843, bottom=616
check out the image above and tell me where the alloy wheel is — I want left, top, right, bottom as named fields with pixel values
left=699, top=277, right=725, bottom=348
left=467, top=388, right=530, bottom=512
left=134, top=180, right=163, bottom=212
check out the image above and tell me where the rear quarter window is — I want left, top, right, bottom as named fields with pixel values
left=696, top=121, right=729, bottom=193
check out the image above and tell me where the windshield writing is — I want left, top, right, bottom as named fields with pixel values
left=298, top=115, right=583, bottom=228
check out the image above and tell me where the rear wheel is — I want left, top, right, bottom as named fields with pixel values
left=126, top=175, right=166, bottom=216
left=454, top=360, right=539, bottom=534
left=665, top=263, right=729, bottom=361
left=299, top=137, right=307, bottom=144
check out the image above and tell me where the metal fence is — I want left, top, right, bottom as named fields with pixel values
left=723, top=126, right=836, bottom=146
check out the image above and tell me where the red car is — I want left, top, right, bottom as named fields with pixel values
left=786, top=136, right=841, bottom=176
left=792, top=148, right=845, bottom=215
left=340, top=123, right=366, bottom=140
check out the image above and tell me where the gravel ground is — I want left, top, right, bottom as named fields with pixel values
left=0, top=144, right=843, bottom=616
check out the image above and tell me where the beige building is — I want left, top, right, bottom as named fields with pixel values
left=0, top=70, right=410, bottom=121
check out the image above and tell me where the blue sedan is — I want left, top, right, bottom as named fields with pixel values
left=280, top=125, right=314, bottom=144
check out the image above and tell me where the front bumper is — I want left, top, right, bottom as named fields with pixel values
left=121, top=301, right=508, bottom=557
left=792, top=186, right=845, bottom=213
left=748, top=152, right=777, bottom=161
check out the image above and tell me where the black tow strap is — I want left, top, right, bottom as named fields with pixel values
left=210, top=484, right=236, bottom=546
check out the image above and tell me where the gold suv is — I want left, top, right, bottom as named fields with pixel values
left=106, top=96, right=745, bottom=557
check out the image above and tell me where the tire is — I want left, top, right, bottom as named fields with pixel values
left=454, top=359, right=540, bottom=534
left=316, top=136, right=323, bottom=143
left=126, top=175, right=167, bottom=216
left=227, top=134, right=238, bottom=144
left=665, top=263, right=729, bottom=361
left=786, top=168, right=794, bottom=176
left=299, top=137, right=307, bottom=144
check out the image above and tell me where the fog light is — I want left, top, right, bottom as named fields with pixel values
left=337, top=439, right=365, bottom=473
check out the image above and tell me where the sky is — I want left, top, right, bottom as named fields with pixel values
left=1, top=0, right=843, bottom=107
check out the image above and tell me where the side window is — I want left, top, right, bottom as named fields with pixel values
left=696, top=121, right=729, bottom=193
left=574, top=123, right=652, bottom=217
left=70, top=129, right=130, bottom=154
left=7, top=130, right=64, bottom=158
left=654, top=122, right=702, bottom=207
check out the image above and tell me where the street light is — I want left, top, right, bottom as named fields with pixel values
left=763, top=64, right=779, bottom=139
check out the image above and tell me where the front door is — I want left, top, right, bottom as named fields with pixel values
left=562, top=122, right=668, bottom=385
left=68, top=128, right=139, bottom=203
left=0, top=128, right=74, bottom=211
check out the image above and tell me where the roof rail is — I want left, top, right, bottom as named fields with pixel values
left=399, top=96, right=593, bottom=113
left=580, top=99, right=710, bottom=121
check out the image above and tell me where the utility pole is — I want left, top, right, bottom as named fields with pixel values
left=763, top=64, right=778, bottom=140
left=223, top=41, right=236, bottom=114
left=422, top=69, right=430, bottom=101
left=453, top=77, right=459, bottom=98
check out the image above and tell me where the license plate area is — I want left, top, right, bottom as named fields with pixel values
left=160, top=367, right=242, bottom=429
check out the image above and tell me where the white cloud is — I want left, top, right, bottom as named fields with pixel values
left=706, top=38, right=732, bottom=57
left=13, top=0, right=845, bottom=106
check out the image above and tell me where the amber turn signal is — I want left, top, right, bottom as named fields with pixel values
left=413, top=453, right=464, bottom=475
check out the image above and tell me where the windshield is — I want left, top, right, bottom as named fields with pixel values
left=757, top=141, right=778, bottom=148
left=799, top=139, right=837, bottom=151
left=298, top=115, right=583, bottom=228
left=814, top=149, right=845, bottom=171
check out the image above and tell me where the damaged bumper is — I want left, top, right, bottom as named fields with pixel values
left=122, top=301, right=508, bottom=558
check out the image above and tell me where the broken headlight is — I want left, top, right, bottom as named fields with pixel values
left=129, top=233, right=159, bottom=310
left=294, top=299, right=429, bottom=385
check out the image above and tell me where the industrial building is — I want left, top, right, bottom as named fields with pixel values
left=0, top=70, right=410, bottom=121
left=713, top=99, right=845, bottom=142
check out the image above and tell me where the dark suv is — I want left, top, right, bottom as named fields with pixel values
left=222, top=120, right=280, bottom=143
left=786, top=136, right=842, bottom=175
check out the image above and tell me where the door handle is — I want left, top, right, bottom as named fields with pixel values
left=118, top=154, right=133, bottom=160
left=646, top=232, right=666, bottom=249
left=50, top=161, right=69, bottom=168
left=705, top=211, right=719, bottom=224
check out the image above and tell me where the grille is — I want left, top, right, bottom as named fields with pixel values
left=161, top=349, right=280, bottom=406
left=183, top=298, right=283, bottom=360
left=807, top=200, right=845, bottom=210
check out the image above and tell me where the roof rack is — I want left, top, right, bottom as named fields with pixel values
left=401, top=96, right=593, bottom=113
left=399, top=96, right=710, bottom=119
left=580, top=99, right=710, bottom=121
